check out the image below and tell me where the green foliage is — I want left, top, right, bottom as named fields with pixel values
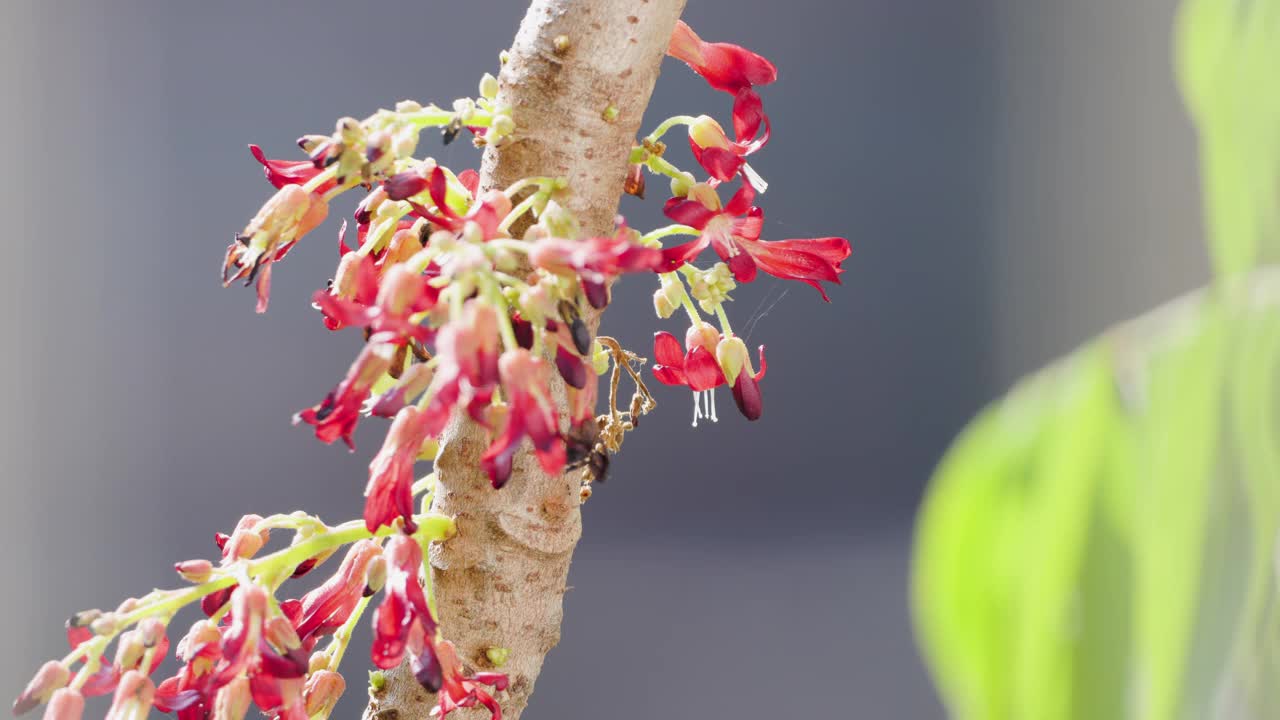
left=1177, top=0, right=1280, bottom=277
left=915, top=290, right=1280, bottom=718
left=913, top=2, right=1280, bottom=717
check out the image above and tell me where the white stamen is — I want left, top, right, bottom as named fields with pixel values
left=708, top=388, right=719, bottom=422
left=691, top=391, right=702, bottom=427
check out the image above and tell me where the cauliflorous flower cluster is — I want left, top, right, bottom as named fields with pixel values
left=15, top=19, right=847, bottom=720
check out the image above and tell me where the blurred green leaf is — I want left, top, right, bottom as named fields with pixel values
left=915, top=2, right=1280, bottom=717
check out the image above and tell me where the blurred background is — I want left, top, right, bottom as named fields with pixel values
left=0, top=0, right=1207, bottom=717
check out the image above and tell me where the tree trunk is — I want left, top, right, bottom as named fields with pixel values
left=364, top=1, right=684, bottom=718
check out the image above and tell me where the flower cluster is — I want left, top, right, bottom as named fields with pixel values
left=17, top=19, right=849, bottom=720
left=629, top=20, right=851, bottom=425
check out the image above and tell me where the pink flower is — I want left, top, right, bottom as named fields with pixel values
left=370, top=537, right=440, bottom=689
left=249, top=145, right=336, bottom=194
left=660, top=182, right=850, bottom=301
left=480, top=350, right=566, bottom=488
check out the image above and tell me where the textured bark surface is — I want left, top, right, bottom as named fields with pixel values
left=363, top=1, right=684, bottom=718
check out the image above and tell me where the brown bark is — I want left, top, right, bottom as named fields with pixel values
left=364, top=1, right=684, bottom=718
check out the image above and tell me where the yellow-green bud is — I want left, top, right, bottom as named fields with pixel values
left=479, top=73, right=500, bottom=101
left=716, top=336, right=750, bottom=386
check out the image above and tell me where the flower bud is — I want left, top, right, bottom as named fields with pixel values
left=304, top=671, right=346, bottom=717
left=653, top=287, right=677, bottom=319
left=375, top=265, right=424, bottom=315
left=308, top=652, right=330, bottom=674
left=114, top=631, right=145, bottom=671
left=211, top=676, right=251, bottom=720
left=104, top=670, right=154, bottom=720
left=90, top=614, right=118, bottom=637
left=489, top=114, right=515, bottom=142
left=591, top=341, right=610, bottom=375
left=174, top=559, right=213, bottom=584
left=478, top=189, right=513, bottom=221
left=688, top=115, right=730, bottom=150
left=685, top=322, right=720, bottom=355
left=687, top=182, right=721, bottom=211
left=13, top=661, right=70, bottom=715
left=716, top=336, right=750, bottom=386
left=669, top=171, right=696, bottom=198
left=41, top=688, right=83, bottom=720
left=264, top=616, right=303, bottom=653
left=364, top=555, right=387, bottom=596
left=539, top=200, right=581, bottom=240
left=479, top=73, right=500, bottom=101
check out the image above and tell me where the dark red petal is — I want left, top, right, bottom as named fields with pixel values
left=725, top=248, right=758, bottom=283
left=555, top=345, right=588, bottom=389
left=581, top=278, right=610, bottom=309
left=732, top=371, right=763, bottom=420
left=684, top=346, right=725, bottom=391
left=428, top=167, right=461, bottom=221
left=384, top=172, right=430, bottom=201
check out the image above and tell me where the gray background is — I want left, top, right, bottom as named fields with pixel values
left=0, top=1, right=1205, bottom=718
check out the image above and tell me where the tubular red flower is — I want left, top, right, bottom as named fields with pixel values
left=249, top=145, right=336, bottom=194
left=293, top=540, right=383, bottom=644
left=294, top=342, right=395, bottom=450
left=370, top=537, right=438, bottom=676
left=312, top=264, right=436, bottom=344
left=666, top=20, right=777, bottom=96
left=364, top=406, right=431, bottom=533
left=480, top=350, right=566, bottom=488
left=224, top=185, right=330, bottom=313
left=432, top=640, right=508, bottom=720
left=406, top=167, right=509, bottom=241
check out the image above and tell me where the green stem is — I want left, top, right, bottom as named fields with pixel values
left=644, top=115, right=697, bottom=143
left=639, top=224, right=699, bottom=248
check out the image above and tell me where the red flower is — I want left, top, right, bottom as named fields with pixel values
left=528, top=221, right=662, bottom=308
left=660, top=182, right=850, bottom=301
left=418, top=302, right=502, bottom=438
left=294, top=342, right=394, bottom=450
left=370, top=536, right=440, bottom=690
left=433, top=640, right=508, bottom=720
left=651, top=327, right=767, bottom=421
left=687, top=91, right=770, bottom=186
left=405, top=167, right=511, bottom=241
left=292, top=540, right=383, bottom=645
left=480, top=349, right=566, bottom=488
left=364, top=406, right=431, bottom=533
left=249, top=145, right=336, bottom=194
left=223, top=185, right=330, bottom=313
left=666, top=20, right=777, bottom=97
left=312, top=264, right=436, bottom=344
